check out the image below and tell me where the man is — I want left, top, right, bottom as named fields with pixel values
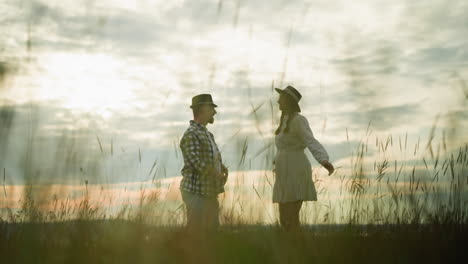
left=179, top=94, right=228, bottom=232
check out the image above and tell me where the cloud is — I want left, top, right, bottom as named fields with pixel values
left=338, top=103, right=421, bottom=131
left=1, top=0, right=467, bottom=187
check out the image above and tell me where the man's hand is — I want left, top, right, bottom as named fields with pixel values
left=206, top=166, right=228, bottom=179
left=221, top=164, right=229, bottom=178
left=207, top=167, right=221, bottom=178
left=320, top=160, right=335, bottom=176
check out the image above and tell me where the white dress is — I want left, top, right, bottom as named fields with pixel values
left=273, top=113, right=329, bottom=203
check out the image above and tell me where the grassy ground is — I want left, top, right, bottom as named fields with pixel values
left=1, top=220, right=467, bottom=264
left=1, top=89, right=467, bottom=263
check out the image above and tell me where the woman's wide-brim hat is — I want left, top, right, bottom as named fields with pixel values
left=275, top=85, right=302, bottom=103
left=190, top=94, right=218, bottom=108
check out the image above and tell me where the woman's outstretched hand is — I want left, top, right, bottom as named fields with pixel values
left=320, top=160, right=335, bottom=176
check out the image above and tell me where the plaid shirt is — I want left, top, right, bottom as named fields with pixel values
left=180, top=120, right=226, bottom=196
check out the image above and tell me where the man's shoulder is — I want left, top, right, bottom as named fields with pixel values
left=182, top=127, right=196, bottom=139
left=181, top=125, right=205, bottom=142
left=186, top=124, right=205, bottom=135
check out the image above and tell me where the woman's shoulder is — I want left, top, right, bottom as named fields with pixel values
left=288, top=113, right=309, bottom=131
left=291, top=113, right=308, bottom=124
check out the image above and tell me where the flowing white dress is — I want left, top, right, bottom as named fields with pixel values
left=273, top=113, right=330, bottom=203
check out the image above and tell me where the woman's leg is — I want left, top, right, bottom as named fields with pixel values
left=279, top=200, right=303, bottom=230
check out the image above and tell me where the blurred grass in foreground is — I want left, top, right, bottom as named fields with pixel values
left=0, top=125, right=467, bottom=263
left=1, top=220, right=467, bottom=263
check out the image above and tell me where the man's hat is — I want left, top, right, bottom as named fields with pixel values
left=190, top=94, right=218, bottom=109
left=275, top=85, right=302, bottom=103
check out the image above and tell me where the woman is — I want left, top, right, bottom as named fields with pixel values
left=273, top=85, right=335, bottom=230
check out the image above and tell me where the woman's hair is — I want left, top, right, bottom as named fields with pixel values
left=275, top=93, right=301, bottom=135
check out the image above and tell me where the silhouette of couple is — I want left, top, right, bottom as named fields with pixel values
left=179, top=86, right=334, bottom=232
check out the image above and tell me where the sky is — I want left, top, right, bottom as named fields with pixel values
left=0, top=0, right=467, bottom=222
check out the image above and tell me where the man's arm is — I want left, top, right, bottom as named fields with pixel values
left=180, top=132, right=213, bottom=177
left=208, top=131, right=227, bottom=179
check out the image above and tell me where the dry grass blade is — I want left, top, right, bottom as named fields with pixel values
left=96, top=135, right=104, bottom=154
left=148, top=159, right=158, bottom=178
left=252, top=141, right=274, bottom=159
left=252, top=184, right=273, bottom=223
left=138, top=148, right=142, bottom=163
left=237, top=137, right=248, bottom=167
left=377, top=159, right=388, bottom=181
left=250, top=101, right=265, bottom=138
left=426, top=115, right=439, bottom=159
left=2, top=168, right=6, bottom=199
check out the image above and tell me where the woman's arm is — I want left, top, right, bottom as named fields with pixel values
left=293, top=115, right=334, bottom=175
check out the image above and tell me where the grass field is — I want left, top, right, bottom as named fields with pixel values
left=1, top=125, right=467, bottom=263
left=1, top=221, right=467, bottom=263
